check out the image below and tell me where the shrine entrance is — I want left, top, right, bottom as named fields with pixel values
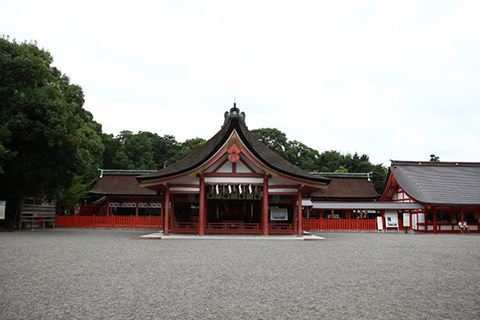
left=205, top=199, right=262, bottom=234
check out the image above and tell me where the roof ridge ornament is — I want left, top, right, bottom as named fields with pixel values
left=222, top=101, right=247, bottom=128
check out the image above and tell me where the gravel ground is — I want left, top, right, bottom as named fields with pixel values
left=0, top=230, right=479, bottom=320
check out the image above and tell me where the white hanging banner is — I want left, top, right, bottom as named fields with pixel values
left=385, top=210, right=399, bottom=228
left=403, top=213, right=410, bottom=227
left=377, top=216, right=383, bottom=231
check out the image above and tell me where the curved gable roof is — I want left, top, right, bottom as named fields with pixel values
left=388, top=160, right=480, bottom=205
left=311, top=176, right=379, bottom=200
left=90, top=174, right=157, bottom=196
left=138, top=107, right=329, bottom=186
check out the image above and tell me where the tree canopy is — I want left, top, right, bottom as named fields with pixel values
left=100, top=132, right=205, bottom=171
left=252, top=128, right=387, bottom=193
left=0, top=37, right=104, bottom=227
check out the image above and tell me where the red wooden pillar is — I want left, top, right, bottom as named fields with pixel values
left=135, top=201, right=139, bottom=217
left=433, top=207, right=438, bottom=234
left=160, top=199, right=164, bottom=222
left=382, top=210, right=386, bottom=231
left=297, top=187, right=303, bottom=236
left=198, top=176, right=206, bottom=236
left=164, top=186, right=170, bottom=235
left=170, top=195, right=175, bottom=232
left=262, top=175, right=269, bottom=236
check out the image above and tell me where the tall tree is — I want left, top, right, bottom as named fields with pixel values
left=112, top=131, right=156, bottom=170
left=284, top=140, right=320, bottom=172
left=151, top=134, right=180, bottom=169
left=0, top=37, right=104, bottom=228
left=171, top=137, right=206, bottom=163
left=251, top=128, right=288, bottom=157
left=101, top=133, right=122, bottom=169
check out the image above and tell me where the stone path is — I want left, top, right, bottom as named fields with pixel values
left=0, top=230, right=478, bottom=319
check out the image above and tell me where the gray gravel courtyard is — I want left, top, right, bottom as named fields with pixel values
left=0, top=229, right=479, bottom=320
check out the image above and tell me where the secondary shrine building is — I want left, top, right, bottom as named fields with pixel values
left=136, top=105, right=329, bottom=236
left=381, top=160, right=480, bottom=233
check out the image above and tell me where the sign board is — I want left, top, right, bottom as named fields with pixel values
left=0, top=201, right=5, bottom=220
left=403, top=213, right=410, bottom=227
left=377, top=216, right=383, bottom=231
left=417, top=213, right=425, bottom=224
left=412, top=213, right=418, bottom=230
left=270, top=208, right=288, bottom=221
left=385, top=210, right=398, bottom=228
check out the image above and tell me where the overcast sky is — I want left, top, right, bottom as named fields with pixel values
left=2, top=0, right=479, bottom=166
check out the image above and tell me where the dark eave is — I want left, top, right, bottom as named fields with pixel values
left=90, top=174, right=157, bottom=196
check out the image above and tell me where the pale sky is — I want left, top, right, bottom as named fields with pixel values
left=2, top=0, right=479, bottom=167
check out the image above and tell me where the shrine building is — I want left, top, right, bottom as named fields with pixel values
left=381, top=160, right=480, bottom=233
left=136, top=104, right=330, bottom=236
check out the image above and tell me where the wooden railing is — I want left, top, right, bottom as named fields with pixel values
left=304, top=218, right=377, bottom=231
left=206, top=222, right=261, bottom=234
left=56, top=216, right=380, bottom=232
left=173, top=222, right=199, bottom=233
left=56, top=215, right=163, bottom=229
left=269, top=222, right=295, bottom=234
left=416, top=222, right=479, bottom=233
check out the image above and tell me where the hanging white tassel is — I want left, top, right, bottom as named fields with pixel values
left=215, top=185, right=220, bottom=194
left=228, top=185, right=232, bottom=193
left=249, top=184, right=253, bottom=194
left=239, top=185, right=243, bottom=194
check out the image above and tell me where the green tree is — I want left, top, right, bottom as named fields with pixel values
left=251, top=128, right=288, bottom=157
left=112, top=131, right=156, bottom=170
left=317, top=150, right=343, bottom=172
left=106, top=131, right=182, bottom=170
left=284, top=140, right=320, bottom=172
left=151, top=134, right=180, bottom=169
left=172, top=137, right=206, bottom=162
left=101, top=133, right=122, bottom=169
left=370, top=163, right=387, bottom=194
left=430, top=154, right=440, bottom=162
left=0, top=37, right=104, bottom=228
left=334, top=166, right=349, bottom=173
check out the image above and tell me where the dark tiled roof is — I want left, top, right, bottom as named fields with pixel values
left=311, top=177, right=379, bottom=200
left=138, top=115, right=330, bottom=185
left=90, top=174, right=157, bottom=196
left=389, top=160, right=480, bottom=205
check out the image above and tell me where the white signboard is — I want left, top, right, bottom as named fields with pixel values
left=403, top=213, right=410, bottom=227
left=377, top=216, right=383, bottom=231
left=385, top=210, right=398, bottom=228
left=0, top=201, right=5, bottom=220
left=418, top=213, right=425, bottom=224
left=270, top=208, right=288, bottom=221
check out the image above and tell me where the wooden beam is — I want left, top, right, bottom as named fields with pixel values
left=262, top=175, right=269, bottom=236
left=297, top=188, right=303, bottom=236
left=164, top=186, right=170, bottom=235
left=198, top=176, right=206, bottom=236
